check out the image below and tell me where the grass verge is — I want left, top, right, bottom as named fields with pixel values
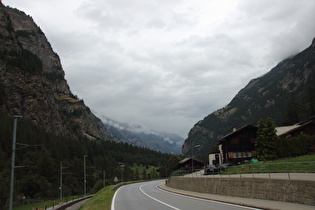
left=12, top=201, right=56, bottom=210
left=224, top=154, right=315, bottom=175
left=80, top=185, right=115, bottom=210
left=12, top=195, right=85, bottom=210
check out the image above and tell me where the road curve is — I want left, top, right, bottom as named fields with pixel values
left=111, top=180, right=261, bottom=210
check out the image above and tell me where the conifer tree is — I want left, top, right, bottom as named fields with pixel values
left=255, top=118, right=278, bottom=160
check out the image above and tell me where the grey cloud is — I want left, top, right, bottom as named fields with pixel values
left=6, top=0, right=315, bottom=137
left=146, top=18, right=167, bottom=29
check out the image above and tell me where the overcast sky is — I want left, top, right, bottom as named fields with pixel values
left=4, top=0, right=315, bottom=138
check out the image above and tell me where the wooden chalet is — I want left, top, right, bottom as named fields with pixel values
left=219, top=124, right=257, bottom=164
left=276, top=117, right=315, bottom=138
left=179, top=157, right=204, bottom=172
left=216, top=117, right=315, bottom=165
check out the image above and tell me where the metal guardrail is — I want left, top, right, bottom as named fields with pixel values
left=55, top=195, right=93, bottom=210
left=170, top=161, right=315, bottom=180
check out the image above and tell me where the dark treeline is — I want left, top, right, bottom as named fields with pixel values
left=0, top=112, right=174, bottom=208
left=276, top=135, right=315, bottom=158
left=0, top=49, right=43, bottom=74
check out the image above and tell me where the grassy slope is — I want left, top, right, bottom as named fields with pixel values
left=13, top=187, right=115, bottom=210
left=132, top=163, right=158, bottom=174
left=80, top=186, right=115, bottom=210
left=265, top=154, right=315, bottom=163
left=225, top=154, right=315, bottom=174
left=12, top=196, right=78, bottom=210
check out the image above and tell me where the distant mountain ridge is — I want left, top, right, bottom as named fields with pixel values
left=182, top=37, right=315, bottom=157
left=101, top=116, right=184, bottom=154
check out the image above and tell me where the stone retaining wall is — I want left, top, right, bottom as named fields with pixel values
left=166, top=177, right=315, bottom=205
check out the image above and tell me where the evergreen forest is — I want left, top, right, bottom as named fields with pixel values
left=0, top=112, right=175, bottom=208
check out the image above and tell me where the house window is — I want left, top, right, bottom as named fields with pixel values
left=248, top=151, right=252, bottom=157
left=233, top=152, right=237, bottom=158
left=243, top=152, right=247, bottom=157
left=238, top=152, right=242, bottom=157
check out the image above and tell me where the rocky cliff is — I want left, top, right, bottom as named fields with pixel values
left=182, top=37, right=315, bottom=156
left=0, top=5, right=113, bottom=141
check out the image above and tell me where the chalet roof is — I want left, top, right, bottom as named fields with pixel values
left=178, top=157, right=203, bottom=165
left=276, top=119, right=315, bottom=137
left=219, top=124, right=257, bottom=144
left=179, top=157, right=190, bottom=164
left=276, top=124, right=301, bottom=136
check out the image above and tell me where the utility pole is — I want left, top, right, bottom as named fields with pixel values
left=120, top=163, right=125, bottom=183
left=60, top=161, right=69, bottom=203
left=191, top=144, right=200, bottom=173
left=103, top=170, right=105, bottom=188
left=84, top=155, right=88, bottom=196
left=60, top=161, right=73, bottom=203
left=9, top=115, right=22, bottom=210
left=60, top=161, right=63, bottom=203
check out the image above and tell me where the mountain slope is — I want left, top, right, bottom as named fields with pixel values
left=182, top=37, right=315, bottom=156
left=0, top=5, right=113, bottom=141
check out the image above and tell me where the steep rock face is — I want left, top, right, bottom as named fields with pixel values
left=182, top=37, right=315, bottom=156
left=5, top=7, right=69, bottom=93
left=0, top=5, right=113, bottom=141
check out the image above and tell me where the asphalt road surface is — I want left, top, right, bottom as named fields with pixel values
left=111, top=180, right=261, bottom=210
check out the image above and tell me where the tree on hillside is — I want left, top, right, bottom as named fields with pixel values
left=255, top=118, right=278, bottom=161
left=142, top=169, right=147, bottom=179
left=167, top=156, right=181, bottom=172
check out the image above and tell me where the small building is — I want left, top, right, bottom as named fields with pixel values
left=276, top=117, right=315, bottom=138
left=219, top=124, right=257, bottom=164
left=179, top=157, right=204, bottom=172
left=216, top=117, right=315, bottom=165
left=208, top=147, right=223, bottom=166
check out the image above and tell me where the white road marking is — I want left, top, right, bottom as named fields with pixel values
left=111, top=185, right=123, bottom=210
left=140, top=184, right=181, bottom=210
left=155, top=184, right=261, bottom=210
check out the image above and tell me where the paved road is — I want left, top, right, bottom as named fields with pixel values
left=111, top=180, right=261, bottom=210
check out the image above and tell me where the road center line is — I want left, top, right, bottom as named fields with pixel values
left=139, top=184, right=181, bottom=210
